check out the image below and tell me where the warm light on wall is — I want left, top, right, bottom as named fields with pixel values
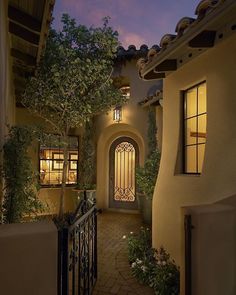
left=113, top=106, right=122, bottom=122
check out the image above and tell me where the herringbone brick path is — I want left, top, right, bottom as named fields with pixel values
left=93, top=211, right=154, bottom=295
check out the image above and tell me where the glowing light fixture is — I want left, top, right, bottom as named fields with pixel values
left=113, top=106, right=122, bottom=122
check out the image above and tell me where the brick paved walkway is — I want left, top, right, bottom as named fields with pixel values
left=93, top=211, right=154, bottom=295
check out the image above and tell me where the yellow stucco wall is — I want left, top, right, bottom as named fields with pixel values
left=0, top=221, right=58, bottom=294
left=152, top=34, right=236, bottom=293
left=0, top=0, right=16, bottom=212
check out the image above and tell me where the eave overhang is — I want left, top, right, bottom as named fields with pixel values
left=139, top=89, right=163, bottom=108
left=8, top=0, right=55, bottom=105
left=140, top=0, right=236, bottom=81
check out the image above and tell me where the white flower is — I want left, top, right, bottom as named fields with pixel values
left=136, top=258, right=142, bottom=264
left=162, top=261, right=166, bottom=265
left=130, top=231, right=134, bottom=234
left=131, top=262, right=136, bottom=268
left=157, top=260, right=161, bottom=265
left=122, top=235, right=126, bottom=239
left=141, top=266, right=147, bottom=272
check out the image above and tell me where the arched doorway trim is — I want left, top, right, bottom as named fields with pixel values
left=96, top=124, right=145, bottom=209
left=109, top=136, right=139, bottom=210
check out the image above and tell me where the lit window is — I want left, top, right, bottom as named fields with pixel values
left=39, top=136, right=79, bottom=186
left=120, top=86, right=130, bottom=99
left=184, top=82, right=206, bottom=174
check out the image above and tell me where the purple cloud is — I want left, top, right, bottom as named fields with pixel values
left=53, top=0, right=200, bottom=48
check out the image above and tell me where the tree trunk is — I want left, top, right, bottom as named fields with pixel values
left=59, top=135, right=69, bottom=218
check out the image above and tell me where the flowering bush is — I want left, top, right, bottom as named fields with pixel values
left=127, top=227, right=154, bottom=264
left=127, top=229, right=179, bottom=295
left=149, top=247, right=180, bottom=295
left=131, top=257, right=155, bottom=285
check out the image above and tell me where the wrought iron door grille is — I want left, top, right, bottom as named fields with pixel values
left=114, top=141, right=135, bottom=202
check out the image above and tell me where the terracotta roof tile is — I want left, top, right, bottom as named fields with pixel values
left=195, top=0, right=225, bottom=19
left=137, top=0, right=233, bottom=79
left=159, top=34, right=176, bottom=48
left=175, top=17, right=195, bottom=36
left=116, top=44, right=158, bottom=61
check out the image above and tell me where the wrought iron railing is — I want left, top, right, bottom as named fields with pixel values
left=58, top=192, right=97, bottom=295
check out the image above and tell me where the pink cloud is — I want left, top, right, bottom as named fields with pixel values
left=117, top=26, right=146, bottom=49
left=122, top=33, right=146, bottom=49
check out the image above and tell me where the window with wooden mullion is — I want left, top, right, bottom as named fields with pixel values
left=39, top=135, right=79, bottom=186
left=184, top=82, right=206, bottom=174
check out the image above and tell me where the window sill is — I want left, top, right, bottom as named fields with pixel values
left=174, top=173, right=201, bottom=177
left=40, top=184, right=77, bottom=189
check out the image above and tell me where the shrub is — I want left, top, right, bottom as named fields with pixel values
left=136, top=149, right=161, bottom=199
left=149, top=247, right=180, bottom=295
left=127, top=229, right=180, bottom=295
left=128, top=227, right=153, bottom=263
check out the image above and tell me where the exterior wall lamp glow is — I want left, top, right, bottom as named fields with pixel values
left=113, top=106, right=122, bottom=122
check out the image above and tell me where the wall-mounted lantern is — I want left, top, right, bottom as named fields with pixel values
left=113, top=106, right=122, bottom=123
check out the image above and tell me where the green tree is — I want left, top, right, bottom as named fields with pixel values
left=78, top=119, right=96, bottom=189
left=22, top=14, right=126, bottom=217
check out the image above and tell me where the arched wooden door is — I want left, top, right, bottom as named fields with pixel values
left=109, top=137, right=139, bottom=209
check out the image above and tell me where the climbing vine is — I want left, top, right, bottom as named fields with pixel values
left=2, top=126, right=44, bottom=223
left=136, top=107, right=161, bottom=199
left=147, top=107, right=157, bottom=156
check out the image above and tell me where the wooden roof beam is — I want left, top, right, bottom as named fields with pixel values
left=11, top=48, right=36, bottom=66
left=143, top=71, right=165, bottom=81
left=9, top=21, right=40, bottom=46
left=139, top=96, right=161, bottom=107
left=188, top=30, right=216, bottom=48
left=8, top=5, right=42, bottom=32
left=155, top=59, right=177, bottom=72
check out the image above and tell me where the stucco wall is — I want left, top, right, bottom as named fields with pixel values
left=95, top=60, right=159, bottom=209
left=152, top=34, right=236, bottom=291
left=95, top=60, right=159, bottom=149
left=0, top=221, right=58, bottom=295
left=39, top=187, right=78, bottom=214
left=191, top=208, right=236, bottom=295
left=0, top=0, right=15, bottom=134
left=0, top=0, right=16, bottom=214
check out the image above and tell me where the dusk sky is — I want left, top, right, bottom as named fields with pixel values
left=53, top=0, right=200, bottom=49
